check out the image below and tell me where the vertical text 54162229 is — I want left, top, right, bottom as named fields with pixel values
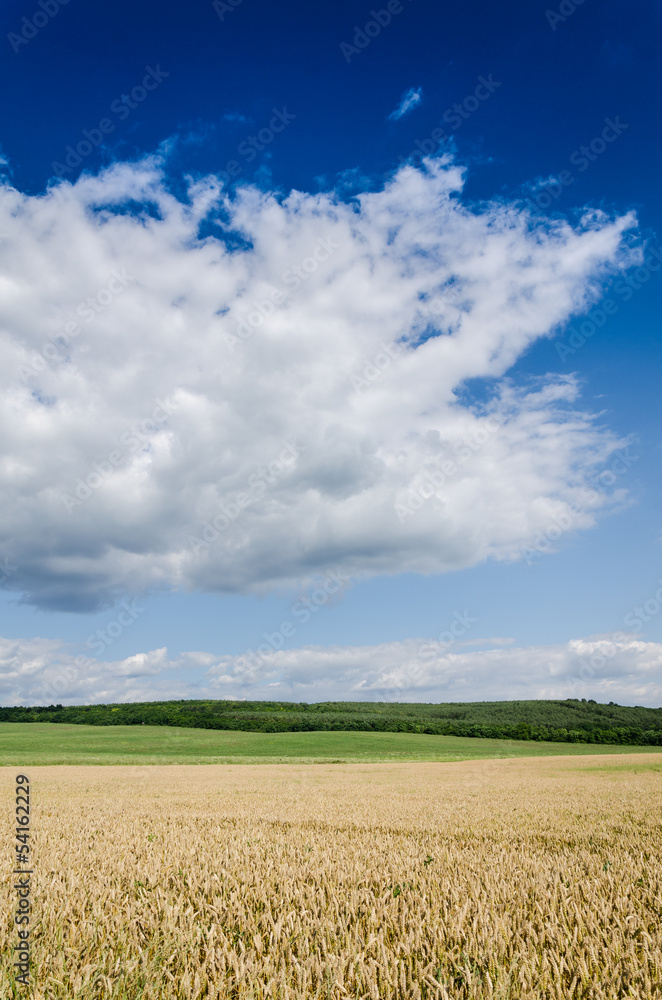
left=14, top=774, right=32, bottom=986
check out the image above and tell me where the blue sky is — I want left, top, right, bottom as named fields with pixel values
left=0, top=0, right=661, bottom=706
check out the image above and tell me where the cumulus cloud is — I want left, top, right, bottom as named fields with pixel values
left=204, top=635, right=662, bottom=706
left=0, top=151, right=638, bottom=611
left=388, top=86, right=423, bottom=121
left=0, top=634, right=213, bottom=707
left=3, top=633, right=662, bottom=708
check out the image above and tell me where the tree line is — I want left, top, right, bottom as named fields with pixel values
left=1, top=697, right=662, bottom=746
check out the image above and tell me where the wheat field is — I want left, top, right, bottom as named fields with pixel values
left=2, top=754, right=661, bottom=999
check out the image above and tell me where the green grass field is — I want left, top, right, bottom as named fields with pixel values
left=1, top=722, right=662, bottom=766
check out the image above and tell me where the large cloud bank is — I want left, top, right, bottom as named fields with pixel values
left=0, top=153, right=636, bottom=610
left=3, top=632, right=662, bottom=708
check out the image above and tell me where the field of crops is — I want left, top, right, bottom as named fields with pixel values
left=2, top=754, right=662, bottom=998
left=3, top=722, right=662, bottom=766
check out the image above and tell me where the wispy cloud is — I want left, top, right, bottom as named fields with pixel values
left=222, top=111, right=250, bottom=124
left=388, top=86, right=423, bottom=121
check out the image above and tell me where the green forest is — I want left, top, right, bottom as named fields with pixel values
left=1, top=698, right=661, bottom=746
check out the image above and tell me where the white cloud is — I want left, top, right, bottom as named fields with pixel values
left=2, top=633, right=661, bottom=708
left=388, top=86, right=423, bottom=121
left=0, top=151, right=638, bottom=611
left=0, top=635, right=202, bottom=706
left=204, top=634, right=662, bottom=706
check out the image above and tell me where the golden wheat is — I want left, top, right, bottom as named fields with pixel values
left=2, top=754, right=661, bottom=999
